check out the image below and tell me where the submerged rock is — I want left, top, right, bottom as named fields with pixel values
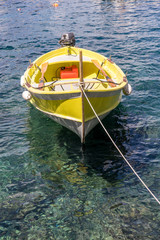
left=0, top=191, right=46, bottom=222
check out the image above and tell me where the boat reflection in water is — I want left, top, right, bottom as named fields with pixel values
left=25, top=104, right=130, bottom=187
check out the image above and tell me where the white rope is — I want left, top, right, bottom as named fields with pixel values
left=80, top=85, right=160, bottom=205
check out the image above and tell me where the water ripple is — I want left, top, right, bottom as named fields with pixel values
left=0, top=0, right=160, bottom=239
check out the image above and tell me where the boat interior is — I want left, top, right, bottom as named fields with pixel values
left=29, top=56, right=114, bottom=92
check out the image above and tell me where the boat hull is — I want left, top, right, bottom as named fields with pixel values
left=21, top=46, right=129, bottom=142
left=30, top=89, right=122, bottom=139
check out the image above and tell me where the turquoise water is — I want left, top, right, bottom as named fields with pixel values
left=0, top=0, right=160, bottom=239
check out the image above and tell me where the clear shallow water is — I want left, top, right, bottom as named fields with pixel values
left=0, top=0, right=160, bottom=239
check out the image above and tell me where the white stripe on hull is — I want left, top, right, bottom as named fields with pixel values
left=31, top=89, right=121, bottom=101
left=46, top=111, right=110, bottom=138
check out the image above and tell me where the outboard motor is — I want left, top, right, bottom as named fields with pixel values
left=59, top=33, right=75, bottom=47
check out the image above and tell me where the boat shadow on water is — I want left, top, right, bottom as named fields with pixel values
left=26, top=103, right=132, bottom=185
left=0, top=104, right=158, bottom=239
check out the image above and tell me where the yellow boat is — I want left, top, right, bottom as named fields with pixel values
left=21, top=33, right=132, bottom=143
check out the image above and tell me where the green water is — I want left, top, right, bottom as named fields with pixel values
left=0, top=0, right=160, bottom=239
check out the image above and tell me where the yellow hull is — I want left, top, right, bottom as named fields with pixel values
left=21, top=46, right=129, bottom=142
left=30, top=90, right=122, bottom=137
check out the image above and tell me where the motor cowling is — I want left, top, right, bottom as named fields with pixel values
left=59, top=33, right=75, bottom=47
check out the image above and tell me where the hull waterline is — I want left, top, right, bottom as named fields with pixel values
left=33, top=102, right=112, bottom=140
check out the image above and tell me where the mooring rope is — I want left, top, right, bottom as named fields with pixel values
left=80, top=85, right=160, bottom=205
